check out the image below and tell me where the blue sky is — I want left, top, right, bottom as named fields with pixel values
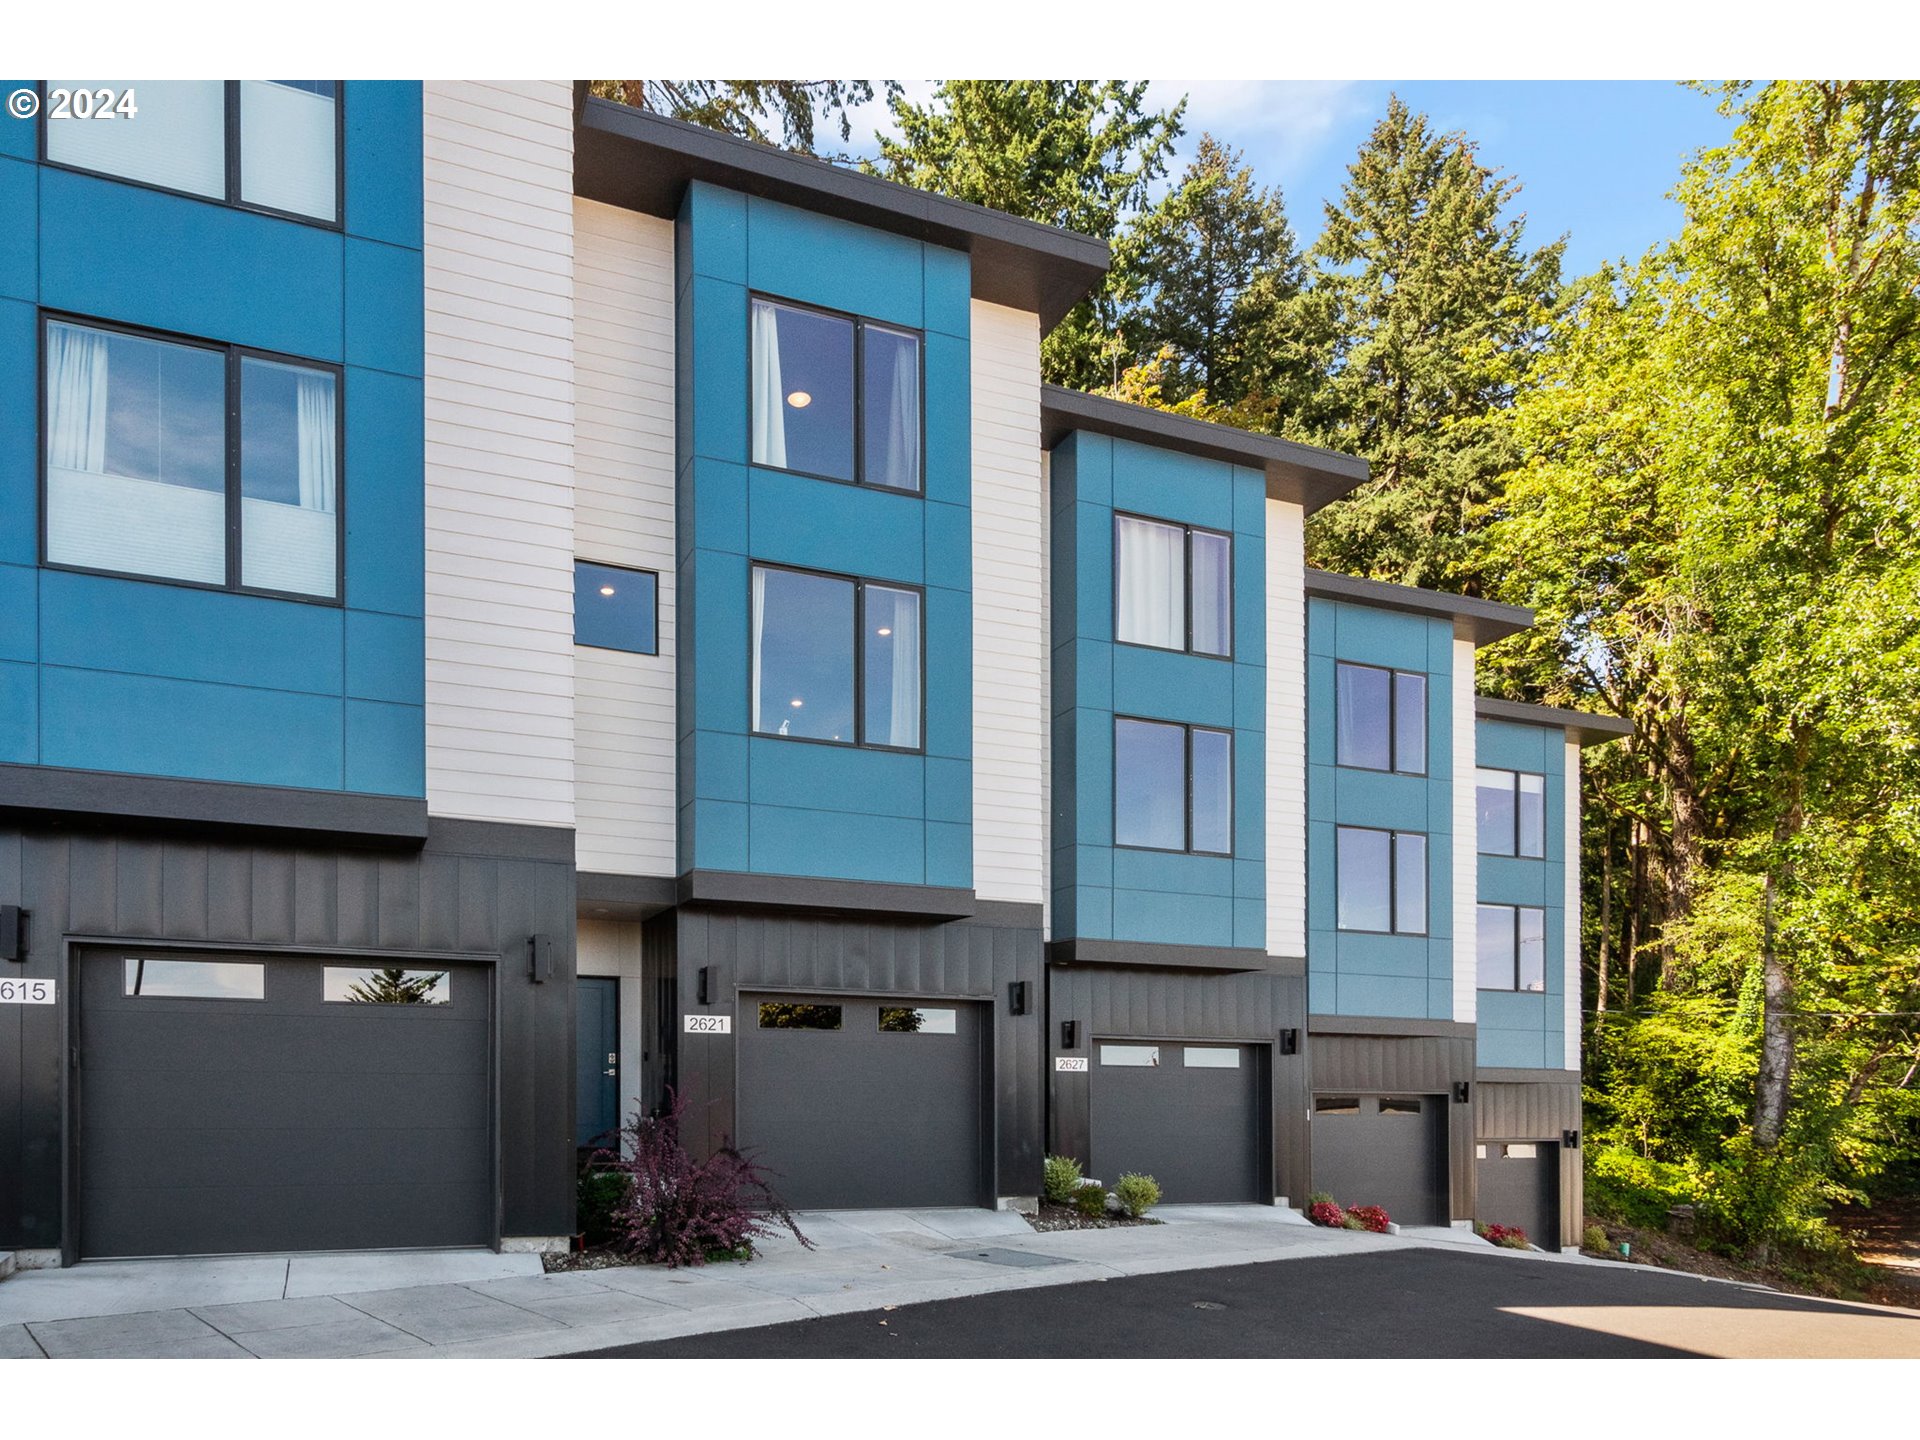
left=851, top=81, right=1738, bottom=280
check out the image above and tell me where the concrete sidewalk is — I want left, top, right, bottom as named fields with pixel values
left=0, top=1205, right=1501, bottom=1359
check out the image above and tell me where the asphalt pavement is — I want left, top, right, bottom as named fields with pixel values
left=566, top=1247, right=1920, bottom=1359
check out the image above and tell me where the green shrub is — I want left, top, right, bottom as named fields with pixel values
left=1073, top=1181, right=1110, bottom=1219
left=1043, top=1154, right=1085, bottom=1205
left=1582, top=1223, right=1608, bottom=1252
left=1695, top=1133, right=1833, bottom=1257
left=1113, top=1172, right=1161, bottom=1219
left=577, top=1165, right=631, bottom=1248
left=1585, top=1144, right=1702, bottom=1228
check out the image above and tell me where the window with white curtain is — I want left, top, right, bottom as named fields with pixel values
left=750, top=297, right=920, bottom=492
left=44, top=81, right=340, bottom=224
left=1114, top=513, right=1232, bottom=657
left=750, top=563, right=922, bottom=750
left=44, top=316, right=340, bottom=599
left=1335, top=660, right=1427, bottom=774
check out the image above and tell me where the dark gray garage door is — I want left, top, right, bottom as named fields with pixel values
left=78, top=950, right=493, bottom=1258
left=1477, top=1140, right=1558, bottom=1247
left=1089, top=1041, right=1264, bottom=1203
left=1310, top=1093, right=1447, bottom=1225
left=736, top=993, right=983, bottom=1210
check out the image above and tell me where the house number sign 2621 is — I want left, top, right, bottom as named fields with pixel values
left=683, top=1013, right=732, bottom=1035
left=0, top=977, right=55, bottom=1004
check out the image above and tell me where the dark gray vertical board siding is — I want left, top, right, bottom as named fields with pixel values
left=1048, top=965, right=1308, bottom=1203
left=0, top=820, right=577, bottom=1254
left=1313, top=1033, right=1477, bottom=1220
left=672, top=905, right=1044, bottom=1201
left=1478, top=1077, right=1583, bottom=1244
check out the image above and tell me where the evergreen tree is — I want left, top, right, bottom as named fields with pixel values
left=1119, top=134, right=1303, bottom=412
left=872, top=81, right=1185, bottom=388
left=1300, top=96, right=1564, bottom=593
left=590, top=80, right=880, bottom=157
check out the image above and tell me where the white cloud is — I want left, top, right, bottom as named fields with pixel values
left=1151, top=79, right=1370, bottom=172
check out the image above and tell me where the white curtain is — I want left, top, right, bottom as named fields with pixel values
left=296, top=371, right=336, bottom=512
left=750, top=567, right=769, bottom=732
left=750, top=302, right=787, bottom=469
left=1116, top=516, right=1184, bottom=648
left=887, top=337, right=918, bottom=486
left=46, top=323, right=109, bottom=472
left=887, top=591, right=920, bottom=747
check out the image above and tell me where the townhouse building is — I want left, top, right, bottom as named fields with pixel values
left=0, top=80, right=1624, bottom=1267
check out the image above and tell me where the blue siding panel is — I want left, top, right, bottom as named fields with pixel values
left=343, top=699, right=423, bottom=796
left=0, top=563, right=35, bottom=663
left=345, top=611, right=424, bottom=704
left=343, top=238, right=425, bottom=376
left=343, top=368, right=424, bottom=619
left=923, top=332, right=971, bottom=509
left=751, top=805, right=924, bottom=885
left=923, top=244, right=971, bottom=338
left=0, top=298, right=36, bottom=566
left=343, top=82, right=422, bottom=250
left=925, top=820, right=970, bottom=889
left=746, top=196, right=923, bottom=330
left=0, top=88, right=31, bottom=159
left=748, top=472, right=922, bottom=581
left=41, top=667, right=343, bottom=790
left=0, top=158, right=34, bottom=303
left=0, top=660, right=34, bottom=763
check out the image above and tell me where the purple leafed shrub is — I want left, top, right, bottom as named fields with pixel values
left=597, top=1087, right=812, bottom=1268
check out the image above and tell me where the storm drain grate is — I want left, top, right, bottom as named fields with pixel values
left=944, top=1247, right=1075, bottom=1269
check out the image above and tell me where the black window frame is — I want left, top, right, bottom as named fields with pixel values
left=37, top=309, right=347, bottom=607
left=1476, top=902, right=1548, bottom=992
left=1476, top=766, right=1548, bottom=858
left=1111, top=510, right=1235, bottom=660
left=746, top=292, right=926, bottom=495
left=37, top=80, right=346, bottom=230
left=747, top=559, right=926, bottom=754
left=1111, top=714, right=1235, bottom=858
left=1333, top=824, right=1429, bottom=936
left=573, top=559, right=661, bottom=656
left=1333, top=660, right=1428, bottom=775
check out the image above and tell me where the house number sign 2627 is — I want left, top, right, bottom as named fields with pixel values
left=0, top=977, right=55, bottom=1004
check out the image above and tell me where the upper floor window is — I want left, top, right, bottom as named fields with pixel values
left=43, top=81, right=340, bottom=224
left=749, top=297, right=921, bottom=492
left=1335, top=660, right=1426, bottom=774
left=43, top=315, right=340, bottom=601
left=1114, top=514, right=1231, bottom=658
left=750, top=563, right=921, bottom=750
left=1477, top=767, right=1546, bottom=857
left=1477, top=903, right=1546, bottom=991
left=1336, top=825, right=1427, bottom=934
left=574, top=561, right=659, bottom=655
left=1113, top=717, right=1232, bottom=855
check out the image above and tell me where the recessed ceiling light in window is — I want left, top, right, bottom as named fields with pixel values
left=876, top=627, right=892, bottom=636
left=599, top=585, right=616, bottom=596
left=790, top=698, right=804, bottom=708
left=786, top=391, right=812, bottom=409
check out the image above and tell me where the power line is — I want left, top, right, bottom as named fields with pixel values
left=1584, top=1007, right=1920, bottom=1019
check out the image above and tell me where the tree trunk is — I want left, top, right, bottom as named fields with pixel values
left=1659, top=710, right=1706, bottom=988
left=1753, top=726, right=1810, bottom=1150
left=1595, top=816, right=1615, bottom=1017
left=1624, top=818, right=1648, bottom=1013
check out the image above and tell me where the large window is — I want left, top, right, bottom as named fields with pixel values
left=1114, top=514, right=1232, bottom=658
left=1477, top=904, right=1546, bottom=991
left=43, top=316, right=341, bottom=600
left=1113, top=717, right=1233, bottom=855
left=750, top=563, right=921, bottom=750
left=749, top=297, right=921, bottom=492
left=1335, top=826, right=1427, bottom=934
left=1334, top=661, right=1427, bottom=773
left=44, top=81, right=340, bottom=224
left=1477, top=767, right=1546, bottom=857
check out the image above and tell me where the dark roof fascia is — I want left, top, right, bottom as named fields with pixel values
left=1039, top=385, right=1368, bottom=513
left=573, top=90, right=1110, bottom=330
left=1475, top=696, right=1634, bottom=746
left=1303, top=568, right=1534, bottom=647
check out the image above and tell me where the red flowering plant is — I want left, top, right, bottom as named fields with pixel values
left=1345, top=1204, right=1391, bottom=1233
left=1479, top=1223, right=1530, bottom=1250
left=1306, top=1192, right=1347, bottom=1228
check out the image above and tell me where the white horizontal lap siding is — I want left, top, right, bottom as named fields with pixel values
left=1565, top=736, right=1582, bottom=1069
left=1453, top=636, right=1478, bottom=1023
left=1265, top=500, right=1306, bottom=958
left=423, top=81, right=576, bottom=829
left=573, top=199, right=677, bottom=877
left=971, top=301, right=1046, bottom=906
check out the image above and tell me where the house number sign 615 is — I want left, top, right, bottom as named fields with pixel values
left=0, top=977, right=55, bottom=1004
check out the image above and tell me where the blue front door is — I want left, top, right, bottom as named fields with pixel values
left=576, top=977, right=620, bottom=1149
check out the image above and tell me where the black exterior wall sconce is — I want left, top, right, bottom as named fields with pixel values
left=1278, top=1028, right=1299, bottom=1055
left=527, top=933, right=553, bottom=983
left=1060, top=1020, right=1079, bottom=1049
left=0, top=906, right=24, bottom=962
left=697, top=966, right=711, bottom=1005
left=1563, top=1129, right=1581, bottom=1150
left=1452, top=1081, right=1471, bottom=1104
left=1008, top=981, right=1030, bottom=1015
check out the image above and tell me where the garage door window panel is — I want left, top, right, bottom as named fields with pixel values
left=1100, top=1044, right=1162, bottom=1067
left=1184, top=1046, right=1241, bottom=1068
left=878, top=1005, right=957, bottom=1033
left=758, top=1001, right=844, bottom=1030
left=124, top=957, right=265, bottom=1000
left=322, top=967, right=450, bottom=1004
left=1315, top=1096, right=1360, bottom=1114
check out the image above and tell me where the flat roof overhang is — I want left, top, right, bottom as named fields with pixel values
left=1304, top=568, right=1535, bottom=647
left=573, top=89, right=1111, bottom=331
left=1475, top=696, right=1634, bottom=746
left=1039, top=385, right=1369, bottom=514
